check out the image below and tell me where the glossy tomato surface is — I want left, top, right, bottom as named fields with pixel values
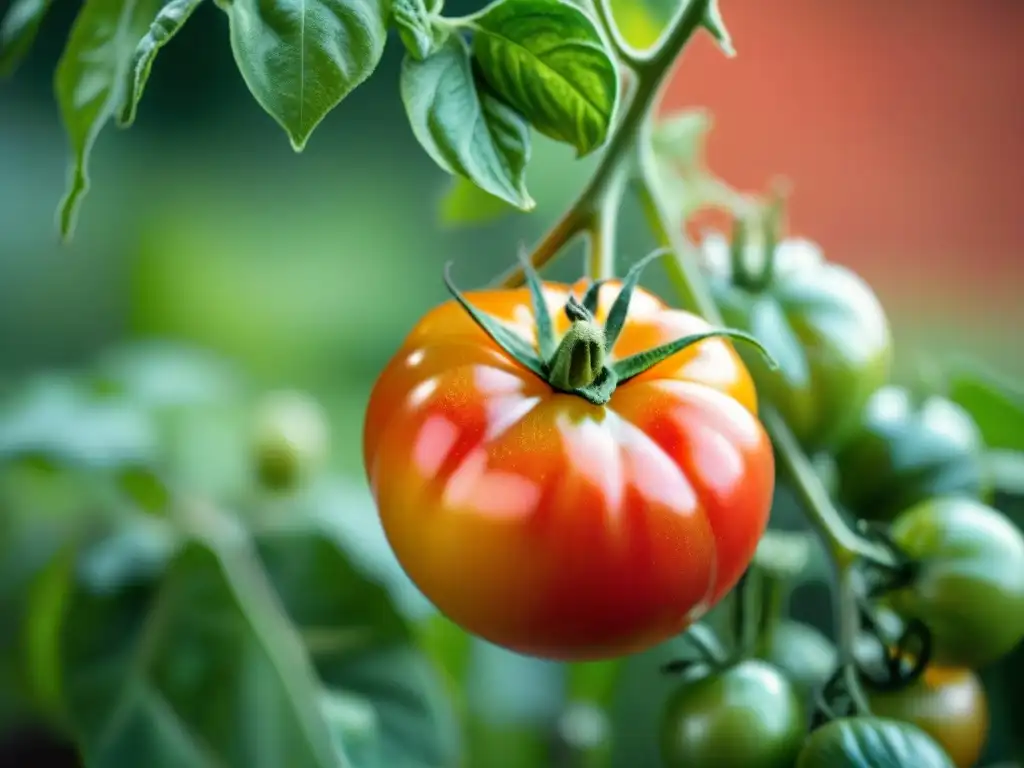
left=867, top=665, right=988, bottom=768
left=797, top=717, right=954, bottom=768
left=887, top=496, right=1024, bottom=669
left=363, top=279, right=775, bottom=660
left=835, top=386, right=987, bottom=523
left=659, top=660, right=806, bottom=768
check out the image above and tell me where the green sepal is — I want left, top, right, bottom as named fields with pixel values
left=442, top=262, right=546, bottom=379
left=613, top=328, right=778, bottom=384
left=571, top=366, right=617, bottom=407
left=518, top=245, right=555, bottom=361
left=580, top=279, right=607, bottom=316
left=602, top=247, right=671, bottom=350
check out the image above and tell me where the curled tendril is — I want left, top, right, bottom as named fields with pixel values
left=856, top=599, right=932, bottom=692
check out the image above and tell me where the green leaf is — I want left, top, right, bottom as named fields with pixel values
left=439, top=175, right=516, bottom=227
left=947, top=361, right=1024, bottom=453
left=254, top=496, right=460, bottom=767
left=54, top=0, right=164, bottom=240
left=23, top=541, right=78, bottom=717
left=0, top=376, right=157, bottom=468
left=392, top=0, right=445, bottom=61
left=0, top=0, right=52, bottom=76
left=226, top=0, right=388, bottom=151
left=469, top=0, right=618, bottom=157
left=114, top=464, right=172, bottom=515
left=39, top=514, right=349, bottom=768
left=401, top=36, right=534, bottom=210
left=701, top=0, right=733, bottom=56
left=118, top=0, right=205, bottom=128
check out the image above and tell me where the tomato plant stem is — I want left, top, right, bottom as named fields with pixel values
left=761, top=408, right=896, bottom=570
left=635, top=145, right=724, bottom=322
left=498, top=0, right=715, bottom=289
left=586, top=164, right=628, bottom=280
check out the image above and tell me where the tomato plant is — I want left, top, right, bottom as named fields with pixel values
left=2, top=0, right=1023, bottom=765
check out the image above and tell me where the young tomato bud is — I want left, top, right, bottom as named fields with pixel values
left=251, top=390, right=330, bottom=492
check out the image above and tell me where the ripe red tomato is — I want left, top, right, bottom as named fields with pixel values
left=363, top=278, right=775, bottom=660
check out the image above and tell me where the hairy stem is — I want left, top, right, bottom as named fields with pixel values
left=497, top=0, right=715, bottom=288
left=587, top=163, right=628, bottom=280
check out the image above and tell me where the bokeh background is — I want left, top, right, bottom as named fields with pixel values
left=1, top=0, right=1022, bottom=766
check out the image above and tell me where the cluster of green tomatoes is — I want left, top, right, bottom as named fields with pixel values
left=654, top=230, right=1024, bottom=768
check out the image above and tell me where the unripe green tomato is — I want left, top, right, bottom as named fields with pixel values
left=703, top=234, right=891, bottom=450
left=755, top=620, right=837, bottom=698
left=835, top=386, right=987, bottom=522
left=251, top=390, right=330, bottom=491
left=796, top=717, right=954, bottom=767
left=659, top=660, right=805, bottom=768
left=887, top=496, right=1024, bottom=668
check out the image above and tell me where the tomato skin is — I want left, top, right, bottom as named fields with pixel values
left=363, top=280, right=775, bottom=661
left=703, top=234, right=891, bottom=450
left=659, top=660, right=806, bottom=768
left=887, top=497, right=1024, bottom=669
left=835, top=386, right=987, bottom=523
left=797, top=717, right=954, bottom=768
left=866, top=665, right=988, bottom=768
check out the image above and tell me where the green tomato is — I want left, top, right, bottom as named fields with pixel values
left=756, top=620, right=837, bottom=698
left=796, top=717, right=954, bottom=767
left=251, top=390, right=330, bottom=492
left=835, top=386, right=987, bottom=522
left=887, top=496, right=1024, bottom=668
left=703, top=234, right=891, bottom=450
left=659, top=660, right=805, bottom=768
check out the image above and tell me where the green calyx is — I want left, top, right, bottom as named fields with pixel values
left=443, top=248, right=778, bottom=406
